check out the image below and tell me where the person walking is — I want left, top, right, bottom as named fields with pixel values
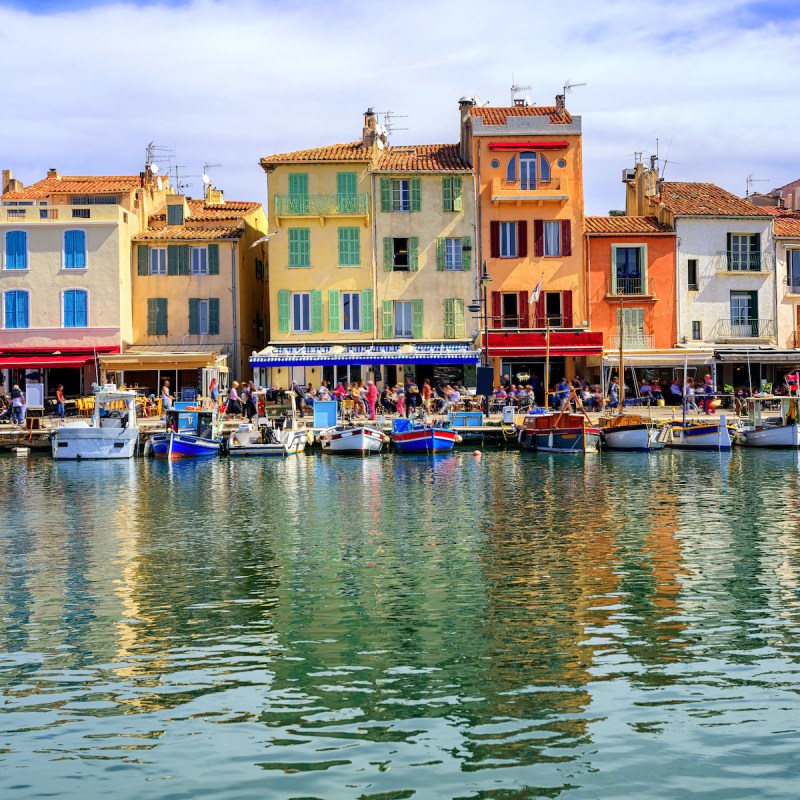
left=209, top=378, right=220, bottom=405
left=11, top=384, right=25, bottom=425
left=703, top=373, right=716, bottom=414
left=405, top=377, right=419, bottom=417
left=366, top=380, right=378, bottom=421
left=226, top=381, right=243, bottom=418
left=55, top=384, right=66, bottom=421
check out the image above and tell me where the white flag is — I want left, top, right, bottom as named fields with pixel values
left=529, top=277, right=543, bottom=305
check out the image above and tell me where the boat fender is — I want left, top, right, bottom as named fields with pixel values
left=383, top=435, right=390, bottom=443
left=455, top=435, right=463, bottom=443
left=143, top=439, right=153, bottom=457
left=306, top=430, right=314, bottom=445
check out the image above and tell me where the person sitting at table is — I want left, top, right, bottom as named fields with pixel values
left=494, top=385, right=508, bottom=404
left=639, top=379, right=654, bottom=404
left=380, top=386, right=395, bottom=414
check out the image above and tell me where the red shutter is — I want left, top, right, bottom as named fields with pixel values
left=490, top=221, right=500, bottom=258
left=535, top=293, right=545, bottom=328
left=561, top=219, right=572, bottom=256
left=518, top=291, right=529, bottom=327
left=533, top=220, right=544, bottom=257
left=491, top=291, right=501, bottom=329
left=562, top=290, right=573, bottom=328
left=517, top=221, right=528, bottom=258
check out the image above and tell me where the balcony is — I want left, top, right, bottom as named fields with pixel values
left=714, top=251, right=775, bottom=273
left=274, top=193, right=370, bottom=226
left=0, top=204, right=122, bottom=223
left=608, top=334, right=655, bottom=350
left=490, top=176, right=569, bottom=206
left=712, top=318, right=775, bottom=342
left=608, top=276, right=649, bottom=296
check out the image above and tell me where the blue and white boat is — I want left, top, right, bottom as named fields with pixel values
left=391, top=417, right=460, bottom=453
left=151, top=406, right=222, bottom=460
left=657, top=414, right=735, bottom=451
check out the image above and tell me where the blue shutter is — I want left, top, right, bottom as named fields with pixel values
left=64, top=290, right=75, bottom=327
left=64, top=231, right=75, bottom=268
left=74, top=231, right=86, bottom=268
left=76, top=290, right=87, bottom=326
left=4, top=291, right=28, bottom=328
left=19, top=291, right=29, bottom=328
left=6, top=231, right=27, bottom=269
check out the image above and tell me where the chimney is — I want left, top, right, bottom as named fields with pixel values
left=555, top=94, right=566, bottom=115
left=47, top=168, right=59, bottom=180
left=207, top=188, right=224, bottom=205
left=458, top=96, right=476, bottom=165
left=2, top=169, right=23, bottom=195
left=362, top=107, right=378, bottom=150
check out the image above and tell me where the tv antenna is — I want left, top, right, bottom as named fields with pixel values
left=746, top=174, right=770, bottom=198
left=510, top=73, right=532, bottom=104
left=202, top=162, right=222, bottom=198
left=145, top=141, right=175, bottom=181
left=376, top=110, right=408, bottom=137
left=563, top=78, right=587, bottom=96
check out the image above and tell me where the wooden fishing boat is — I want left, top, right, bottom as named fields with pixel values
left=736, top=397, right=800, bottom=448
left=391, top=417, right=461, bottom=453
left=151, top=407, right=221, bottom=459
left=319, top=424, right=386, bottom=455
left=657, top=414, right=735, bottom=450
left=517, top=410, right=601, bottom=453
left=599, top=413, right=664, bottom=451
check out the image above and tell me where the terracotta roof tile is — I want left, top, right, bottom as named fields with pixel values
left=260, top=142, right=371, bottom=165
left=149, top=198, right=261, bottom=223
left=468, top=105, right=572, bottom=125
left=133, top=227, right=243, bottom=242
left=585, top=216, right=673, bottom=234
left=3, top=174, right=145, bottom=200
left=658, top=182, right=771, bottom=217
left=774, top=214, right=800, bottom=237
left=377, top=144, right=470, bottom=172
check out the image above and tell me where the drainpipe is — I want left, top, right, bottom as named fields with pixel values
left=231, top=242, right=238, bottom=378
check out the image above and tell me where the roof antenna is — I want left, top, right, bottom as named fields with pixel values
left=746, top=174, right=770, bottom=198
left=563, top=79, right=587, bottom=97
left=659, top=136, right=678, bottom=179
left=202, top=162, right=222, bottom=199
left=510, top=73, right=532, bottom=105
left=375, top=110, right=408, bottom=138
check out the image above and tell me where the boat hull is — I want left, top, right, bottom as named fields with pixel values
left=391, top=428, right=459, bottom=453
left=519, top=426, right=601, bottom=453
left=51, top=426, right=139, bottom=460
left=660, top=421, right=734, bottom=450
left=319, top=426, right=384, bottom=455
left=228, top=430, right=307, bottom=456
left=737, top=424, right=800, bottom=448
left=602, top=424, right=664, bottom=451
left=152, top=432, right=221, bottom=459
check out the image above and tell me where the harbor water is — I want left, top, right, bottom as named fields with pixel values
left=1, top=450, right=800, bottom=798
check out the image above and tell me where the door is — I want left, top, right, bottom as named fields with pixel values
left=730, top=291, right=757, bottom=337
left=519, top=152, right=537, bottom=190
left=502, top=293, right=519, bottom=328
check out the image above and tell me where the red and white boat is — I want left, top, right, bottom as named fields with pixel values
left=318, top=424, right=386, bottom=456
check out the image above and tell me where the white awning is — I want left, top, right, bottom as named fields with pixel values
left=603, top=350, right=716, bottom=367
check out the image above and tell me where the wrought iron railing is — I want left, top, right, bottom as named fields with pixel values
left=715, top=251, right=775, bottom=272
left=608, top=334, right=655, bottom=350
left=610, top=276, right=648, bottom=295
left=713, top=318, right=775, bottom=339
left=0, top=205, right=119, bottom=222
left=499, top=177, right=561, bottom=191
left=274, top=192, right=369, bottom=216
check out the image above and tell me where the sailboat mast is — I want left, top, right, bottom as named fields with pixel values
left=618, top=303, right=625, bottom=410
left=544, top=318, right=551, bottom=409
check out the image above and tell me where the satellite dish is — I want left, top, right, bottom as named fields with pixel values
left=202, top=174, right=211, bottom=185
left=156, top=176, right=163, bottom=191
left=149, top=163, right=159, bottom=175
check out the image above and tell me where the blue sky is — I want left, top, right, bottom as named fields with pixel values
left=1, top=0, right=798, bottom=214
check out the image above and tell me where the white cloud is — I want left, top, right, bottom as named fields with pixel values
left=1, top=0, right=798, bottom=213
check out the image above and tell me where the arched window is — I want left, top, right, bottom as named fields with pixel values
left=506, top=155, right=517, bottom=183
left=539, top=154, right=551, bottom=183
left=519, top=152, right=537, bottom=190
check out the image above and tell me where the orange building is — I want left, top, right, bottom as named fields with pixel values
left=458, top=95, right=601, bottom=392
left=585, top=216, right=677, bottom=365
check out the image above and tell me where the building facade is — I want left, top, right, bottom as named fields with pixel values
left=0, top=168, right=168, bottom=396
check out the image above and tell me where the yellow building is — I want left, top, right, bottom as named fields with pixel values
left=253, top=110, right=479, bottom=390
left=100, top=189, right=268, bottom=397
left=0, top=168, right=169, bottom=396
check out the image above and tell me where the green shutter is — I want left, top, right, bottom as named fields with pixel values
left=167, top=245, right=178, bottom=275
left=411, top=178, right=421, bottom=212
left=337, top=228, right=347, bottom=266
left=726, top=232, right=732, bottom=270
left=443, top=298, right=455, bottom=338
left=409, top=237, right=419, bottom=271
left=453, top=298, right=465, bottom=338
left=442, top=177, right=452, bottom=211
left=209, top=297, right=220, bottom=335
left=750, top=290, right=759, bottom=327
left=288, top=173, right=308, bottom=197
left=338, top=227, right=360, bottom=266
left=147, top=298, right=157, bottom=334
left=278, top=289, right=290, bottom=333
left=384, top=237, right=393, bottom=271
left=380, top=178, right=391, bottom=212
left=361, top=289, right=373, bottom=332
left=208, top=243, right=219, bottom=275
left=337, top=172, right=357, bottom=213
left=349, top=227, right=360, bottom=265
left=157, top=298, right=168, bottom=335
left=328, top=290, right=340, bottom=332
left=436, top=237, right=446, bottom=271
left=611, top=246, right=619, bottom=293
left=461, top=236, right=471, bottom=271
left=189, top=298, right=199, bottom=335
left=412, top=299, right=423, bottom=338
left=138, top=245, right=149, bottom=276
left=178, top=245, right=190, bottom=275
left=289, top=228, right=310, bottom=267
left=452, top=176, right=463, bottom=211
left=382, top=299, right=393, bottom=338
left=311, top=289, right=323, bottom=332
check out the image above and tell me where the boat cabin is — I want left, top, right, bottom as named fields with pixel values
left=94, top=390, right=138, bottom=430
left=165, top=408, right=218, bottom=439
left=747, top=397, right=799, bottom=429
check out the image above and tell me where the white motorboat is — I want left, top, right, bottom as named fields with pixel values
left=600, top=414, right=664, bottom=451
left=736, top=397, right=800, bottom=448
left=51, top=387, right=139, bottom=460
left=227, top=417, right=309, bottom=456
left=657, top=414, right=735, bottom=450
left=319, top=424, right=386, bottom=455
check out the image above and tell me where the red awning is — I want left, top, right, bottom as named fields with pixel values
left=0, top=356, right=92, bottom=369
left=486, top=330, right=603, bottom=358
left=488, top=141, right=568, bottom=151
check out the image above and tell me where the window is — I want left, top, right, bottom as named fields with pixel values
left=147, top=298, right=168, bottom=335
left=150, top=247, right=167, bottom=275
left=63, top=230, right=87, bottom=269
left=613, top=246, right=645, bottom=294
left=72, top=195, right=117, bottom=206
left=501, top=293, right=519, bottom=327
left=616, top=307, right=646, bottom=348
left=443, top=298, right=466, bottom=339
left=71, top=208, right=90, bottom=219
left=730, top=290, right=759, bottom=336
left=292, top=292, right=311, bottom=333
left=255, top=257, right=264, bottom=281
left=288, top=228, right=311, bottom=268
left=519, top=152, right=537, bottom=190
left=4, top=231, right=27, bottom=270
left=445, top=238, right=462, bottom=270
left=393, top=238, right=409, bottom=271
left=543, top=221, right=561, bottom=257
left=500, top=222, right=518, bottom=258
left=442, top=176, right=463, bottom=211
left=381, top=178, right=420, bottom=212
left=391, top=179, right=411, bottom=211
left=728, top=233, right=760, bottom=271
left=342, top=292, right=361, bottom=332
left=63, top=289, right=88, bottom=328
left=394, top=301, right=413, bottom=337
left=190, top=246, right=208, bottom=274
left=691, top=320, right=702, bottom=340
left=189, top=298, right=220, bottom=335
left=688, top=258, right=698, bottom=291
left=787, top=251, right=800, bottom=292
left=336, top=172, right=358, bottom=213
left=545, top=292, right=563, bottom=327
left=4, top=290, right=28, bottom=329
left=167, top=205, right=184, bottom=226
left=338, top=227, right=360, bottom=266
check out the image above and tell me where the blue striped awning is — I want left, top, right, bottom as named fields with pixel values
left=250, top=343, right=480, bottom=368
